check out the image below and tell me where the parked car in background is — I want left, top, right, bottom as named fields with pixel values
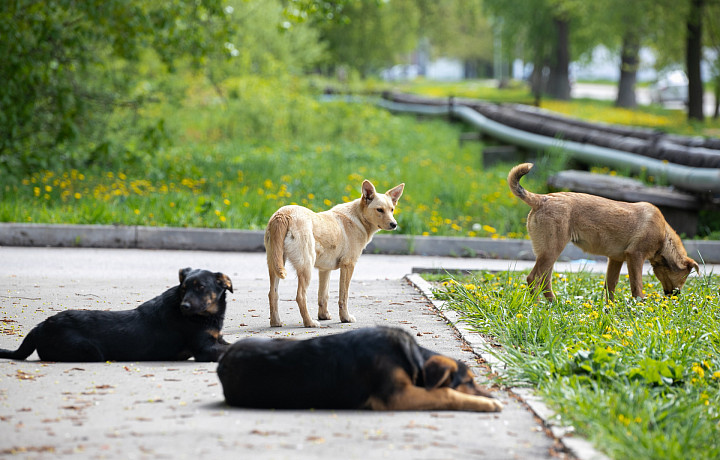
left=650, top=70, right=688, bottom=104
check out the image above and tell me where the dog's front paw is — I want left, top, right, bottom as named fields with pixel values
left=303, top=319, right=321, bottom=328
left=318, top=312, right=332, bottom=321
left=489, top=399, right=503, bottom=412
left=340, top=313, right=356, bottom=323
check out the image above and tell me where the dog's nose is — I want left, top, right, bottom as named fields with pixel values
left=181, top=302, right=192, bottom=311
left=389, top=222, right=397, bottom=229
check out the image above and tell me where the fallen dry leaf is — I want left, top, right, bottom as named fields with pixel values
left=14, top=370, right=43, bottom=381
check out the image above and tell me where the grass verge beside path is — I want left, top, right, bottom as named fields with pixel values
left=426, top=270, right=720, bottom=460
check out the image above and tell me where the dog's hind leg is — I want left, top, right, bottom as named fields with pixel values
left=604, top=259, right=624, bottom=301
left=269, top=270, right=282, bottom=327
left=317, top=269, right=332, bottom=321
left=38, top=338, right=105, bottom=362
left=295, top=266, right=320, bottom=327
left=527, top=254, right=557, bottom=301
left=338, top=263, right=356, bottom=323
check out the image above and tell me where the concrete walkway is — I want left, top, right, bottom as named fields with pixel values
left=0, top=246, right=612, bottom=460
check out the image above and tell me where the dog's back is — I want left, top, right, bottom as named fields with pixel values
left=218, top=328, right=426, bottom=409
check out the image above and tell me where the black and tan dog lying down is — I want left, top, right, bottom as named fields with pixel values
left=0, top=268, right=233, bottom=362
left=217, top=327, right=503, bottom=412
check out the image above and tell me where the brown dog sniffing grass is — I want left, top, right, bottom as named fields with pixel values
left=508, top=163, right=699, bottom=301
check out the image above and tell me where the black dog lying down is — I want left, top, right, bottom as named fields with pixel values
left=217, top=327, right=502, bottom=412
left=0, top=268, right=233, bottom=362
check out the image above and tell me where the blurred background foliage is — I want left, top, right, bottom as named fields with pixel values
left=1, top=0, right=719, bottom=239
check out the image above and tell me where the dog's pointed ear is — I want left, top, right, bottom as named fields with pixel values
left=423, top=355, right=458, bottom=389
left=361, top=180, right=376, bottom=204
left=386, top=183, right=404, bottom=205
left=216, top=273, right=233, bottom=293
left=687, top=258, right=700, bottom=274
left=179, top=267, right=193, bottom=284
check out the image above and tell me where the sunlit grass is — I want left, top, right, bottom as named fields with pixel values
left=0, top=75, right=540, bottom=237
left=2, top=75, right=718, bottom=237
left=429, top=270, right=720, bottom=459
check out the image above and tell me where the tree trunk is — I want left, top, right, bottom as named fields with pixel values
left=547, top=17, right=571, bottom=100
left=616, top=32, right=640, bottom=108
left=530, top=60, right=545, bottom=107
left=686, top=0, right=704, bottom=121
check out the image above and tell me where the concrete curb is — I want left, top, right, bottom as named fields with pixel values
left=2, top=222, right=719, bottom=263
left=405, top=273, right=611, bottom=460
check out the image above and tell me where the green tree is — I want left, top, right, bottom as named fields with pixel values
left=206, top=0, right=325, bottom=88
left=417, top=0, right=494, bottom=78
left=707, top=1, right=720, bottom=118
left=315, top=0, right=420, bottom=76
left=645, top=0, right=716, bottom=121
left=484, top=0, right=591, bottom=101
left=0, top=0, right=233, bottom=175
left=580, top=0, right=656, bottom=108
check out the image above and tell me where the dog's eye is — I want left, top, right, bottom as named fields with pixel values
left=376, top=209, right=384, bottom=213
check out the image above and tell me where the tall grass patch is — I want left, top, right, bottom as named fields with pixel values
left=0, top=75, right=539, bottom=238
left=431, top=271, right=720, bottom=459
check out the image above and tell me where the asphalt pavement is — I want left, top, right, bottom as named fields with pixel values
left=0, top=246, right=661, bottom=460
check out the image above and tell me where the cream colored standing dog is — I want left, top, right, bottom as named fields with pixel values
left=508, top=163, right=699, bottom=301
left=265, top=180, right=404, bottom=327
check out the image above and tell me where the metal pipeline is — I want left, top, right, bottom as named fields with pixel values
left=375, top=98, right=720, bottom=193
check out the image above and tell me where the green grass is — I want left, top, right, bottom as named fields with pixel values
left=0, top=75, right=541, bottom=238
left=2, top=75, right=718, bottom=238
left=427, top=270, right=720, bottom=459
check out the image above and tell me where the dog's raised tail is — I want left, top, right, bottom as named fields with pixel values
left=0, top=327, right=39, bottom=360
left=264, top=211, right=291, bottom=279
left=508, top=163, right=542, bottom=208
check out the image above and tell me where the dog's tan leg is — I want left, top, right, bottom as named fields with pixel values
left=626, top=253, right=646, bottom=298
left=604, top=259, right=623, bottom=301
left=370, top=381, right=502, bottom=412
left=338, top=263, right=356, bottom=323
left=317, top=269, right=331, bottom=321
left=296, top=266, right=320, bottom=327
left=268, top=270, right=282, bottom=327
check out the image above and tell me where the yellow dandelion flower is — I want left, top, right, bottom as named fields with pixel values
left=691, top=363, right=705, bottom=379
